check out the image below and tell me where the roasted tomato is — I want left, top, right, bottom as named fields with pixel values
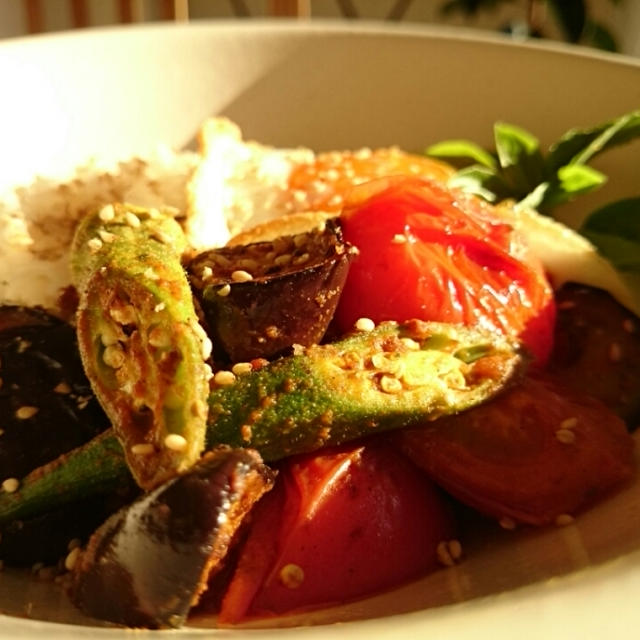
left=335, top=177, right=556, bottom=365
left=397, top=375, right=635, bottom=526
left=217, top=440, right=455, bottom=623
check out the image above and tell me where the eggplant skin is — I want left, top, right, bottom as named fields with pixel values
left=69, top=446, right=276, bottom=629
left=0, top=305, right=110, bottom=479
left=548, top=284, right=640, bottom=428
left=188, top=220, right=357, bottom=362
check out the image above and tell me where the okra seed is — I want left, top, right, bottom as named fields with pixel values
left=164, top=434, right=188, bottom=452
left=143, top=267, right=159, bottom=281
left=131, top=443, right=155, bottom=456
left=103, top=344, right=126, bottom=368
left=64, top=547, right=81, bottom=572
left=608, top=342, right=622, bottom=362
left=98, top=229, right=116, bottom=244
left=379, top=375, right=403, bottom=394
left=499, top=516, right=517, bottom=530
left=232, top=362, right=253, bottom=376
left=555, top=513, right=575, bottom=526
left=87, top=237, right=103, bottom=254
left=555, top=428, right=576, bottom=444
left=560, top=417, right=578, bottom=430
left=217, top=284, right=231, bottom=297
left=110, top=304, right=137, bottom=326
left=2, top=478, right=20, bottom=493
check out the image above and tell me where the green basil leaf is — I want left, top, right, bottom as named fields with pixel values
left=494, top=122, right=546, bottom=195
left=580, top=197, right=640, bottom=272
left=547, top=109, right=640, bottom=171
left=426, top=140, right=497, bottom=169
left=447, top=165, right=509, bottom=202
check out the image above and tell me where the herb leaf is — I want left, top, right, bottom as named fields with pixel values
left=580, top=197, right=640, bottom=271
left=425, top=139, right=497, bottom=169
left=546, top=110, right=640, bottom=171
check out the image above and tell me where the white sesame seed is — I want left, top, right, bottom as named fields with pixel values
left=279, top=563, right=305, bottom=589
left=2, top=478, right=20, bottom=493
left=231, top=270, right=253, bottom=283
left=98, top=229, right=116, bottom=244
left=201, top=337, right=213, bottom=360
left=15, top=406, right=38, bottom=420
left=87, top=237, right=103, bottom=254
left=214, top=370, right=236, bottom=386
left=556, top=428, right=576, bottom=444
left=131, top=443, right=155, bottom=456
left=232, top=362, right=253, bottom=376
left=64, top=547, right=81, bottom=572
left=555, top=513, right=575, bottom=526
left=217, top=284, right=231, bottom=297
left=53, top=381, right=72, bottom=394
left=499, top=516, right=517, bottom=530
left=98, top=204, right=115, bottom=222
left=201, top=266, right=213, bottom=281
left=125, top=211, right=141, bottom=228
left=151, top=229, right=172, bottom=244
left=355, top=317, right=375, bottom=332
left=560, top=417, right=578, bottom=430
left=154, top=302, right=166, bottom=312
left=164, top=433, right=188, bottom=452
left=392, top=234, right=407, bottom=244
left=143, top=267, right=159, bottom=281
left=608, top=342, right=622, bottom=362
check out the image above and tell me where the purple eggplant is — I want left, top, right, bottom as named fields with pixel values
left=69, top=446, right=275, bottom=628
left=187, top=219, right=357, bottom=362
left=0, top=305, right=110, bottom=479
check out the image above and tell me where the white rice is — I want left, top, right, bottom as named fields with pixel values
left=0, top=146, right=198, bottom=310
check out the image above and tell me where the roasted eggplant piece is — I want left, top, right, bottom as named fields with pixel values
left=69, top=446, right=275, bottom=629
left=548, top=283, right=640, bottom=428
left=71, top=203, right=212, bottom=490
left=0, top=319, right=525, bottom=526
left=187, top=219, right=357, bottom=362
left=0, top=305, right=110, bottom=479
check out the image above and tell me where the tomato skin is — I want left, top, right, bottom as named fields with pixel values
left=217, top=441, right=455, bottom=623
left=396, top=375, right=635, bottom=526
left=335, top=177, right=556, bottom=365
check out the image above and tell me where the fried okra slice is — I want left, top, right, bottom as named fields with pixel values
left=71, top=203, right=211, bottom=489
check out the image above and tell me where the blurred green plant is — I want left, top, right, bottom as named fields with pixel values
left=440, top=0, right=623, bottom=51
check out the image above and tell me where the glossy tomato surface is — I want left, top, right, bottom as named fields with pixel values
left=336, top=177, right=556, bottom=365
left=218, top=441, right=455, bottom=623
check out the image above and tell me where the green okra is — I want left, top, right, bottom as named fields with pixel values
left=0, top=319, right=524, bottom=525
left=71, top=203, right=211, bottom=490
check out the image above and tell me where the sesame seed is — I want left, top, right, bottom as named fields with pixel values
left=53, top=381, right=72, bottom=394
left=213, top=370, right=236, bottom=386
left=125, top=211, right=141, bottom=228
left=201, top=266, right=213, bottom=281
left=15, top=406, right=38, bottom=420
left=279, top=563, right=305, bottom=589
left=217, top=284, right=231, bottom=297
left=87, top=237, right=103, bottom=254
left=499, top=516, right=517, bottom=530
left=164, top=433, right=188, bottom=452
left=98, top=229, right=116, bottom=243
left=131, top=443, right=155, bottom=456
left=98, top=204, right=115, bottom=222
left=148, top=207, right=161, bottom=219
left=201, top=336, right=213, bottom=360
left=355, top=317, right=375, bottom=332
left=231, top=269, right=253, bottom=283
left=555, top=513, right=575, bottom=526
left=151, top=229, right=172, bottom=244
left=143, top=267, right=159, bottom=281
left=232, top=362, right=253, bottom=376
left=400, top=337, right=421, bottom=350
left=556, top=428, right=576, bottom=444
left=2, top=478, right=19, bottom=493
left=64, top=547, right=81, bottom=572
left=560, top=417, right=578, bottom=430
left=392, top=234, right=407, bottom=244
left=608, top=342, right=622, bottom=362
left=154, top=302, right=166, bottom=312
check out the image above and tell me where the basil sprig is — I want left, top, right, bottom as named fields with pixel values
left=426, top=109, right=640, bottom=215
left=426, top=110, right=640, bottom=277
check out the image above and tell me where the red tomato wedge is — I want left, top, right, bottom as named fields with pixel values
left=397, top=375, right=635, bottom=526
left=218, top=441, right=455, bottom=623
left=335, top=177, right=556, bottom=365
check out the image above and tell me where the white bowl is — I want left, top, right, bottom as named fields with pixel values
left=1, top=20, right=639, bottom=640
